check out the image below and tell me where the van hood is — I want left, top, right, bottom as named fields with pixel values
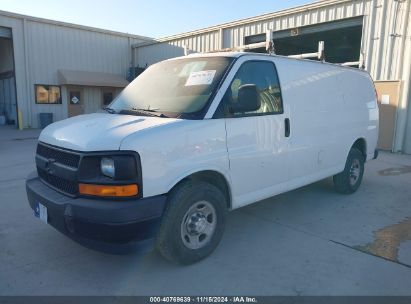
left=39, top=113, right=180, bottom=151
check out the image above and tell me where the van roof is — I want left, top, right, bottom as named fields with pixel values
left=186, top=52, right=261, bottom=58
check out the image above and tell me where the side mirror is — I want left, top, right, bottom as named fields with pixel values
left=230, top=84, right=260, bottom=113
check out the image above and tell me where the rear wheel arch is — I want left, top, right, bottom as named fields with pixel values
left=351, top=138, right=367, bottom=160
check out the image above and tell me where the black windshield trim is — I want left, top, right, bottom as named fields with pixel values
left=119, top=108, right=181, bottom=119
left=102, top=107, right=116, bottom=114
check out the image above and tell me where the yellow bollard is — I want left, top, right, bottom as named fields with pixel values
left=18, top=110, right=23, bottom=130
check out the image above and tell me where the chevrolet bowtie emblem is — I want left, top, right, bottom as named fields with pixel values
left=45, top=158, right=56, bottom=174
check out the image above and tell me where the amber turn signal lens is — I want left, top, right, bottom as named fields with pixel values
left=79, top=183, right=138, bottom=197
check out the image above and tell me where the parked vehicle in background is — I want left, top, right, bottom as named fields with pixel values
left=26, top=53, right=379, bottom=264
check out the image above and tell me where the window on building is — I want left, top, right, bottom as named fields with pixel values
left=244, top=33, right=266, bottom=45
left=102, top=91, right=114, bottom=106
left=35, top=85, right=61, bottom=104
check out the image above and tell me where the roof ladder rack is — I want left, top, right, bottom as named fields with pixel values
left=339, top=53, right=365, bottom=69
left=198, top=30, right=275, bottom=54
left=287, top=41, right=325, bottom=61
left=236, top=30, right=275, bottom=54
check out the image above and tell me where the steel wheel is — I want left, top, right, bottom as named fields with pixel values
left=180, top=200, right=217, bottom=250
left=156, top=181, right=226, bottom=264
left=349, top=158, right=361, bottom=186
left=333, top=147, right=364, bottom=194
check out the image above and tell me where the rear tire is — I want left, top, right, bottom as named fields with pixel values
left=155, top=180, right=227, bottom=265
left=333, top=148, right=365, bottom=194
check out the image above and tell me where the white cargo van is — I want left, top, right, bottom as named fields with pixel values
left=26, top=52, right=379, bottom=264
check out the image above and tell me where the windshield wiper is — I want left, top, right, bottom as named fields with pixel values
left=102, top=107, right=116, bottom=114
left=120, top=107, right=168, bottom=118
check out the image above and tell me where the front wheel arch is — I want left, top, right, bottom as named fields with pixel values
left=168, top=170, right=232, bottom=210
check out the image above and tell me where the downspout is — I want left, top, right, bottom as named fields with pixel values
left=219, top=28, right=224, bottom=50
left=393, top=0, right=411, bottom=152
left=131, top=46, right=136, bottom=72
left=384, top=0, right=399, bottom=79
left=128, top=36, right=132, bottom=77
left=364, top=0, right=378, bottom=72
left=375, top=0, right=387, bottom=79
left=23, top=18, right=31, bottom=127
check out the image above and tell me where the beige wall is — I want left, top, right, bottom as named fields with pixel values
left=375, top=81, right=401, bottom=151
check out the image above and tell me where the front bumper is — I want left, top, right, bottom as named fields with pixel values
left=26, top=173, right=166, bottom=244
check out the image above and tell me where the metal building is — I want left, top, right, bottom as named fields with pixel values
left=133, top=0, right=411, bottom=153
left=0, top=10, right=152, bottom=129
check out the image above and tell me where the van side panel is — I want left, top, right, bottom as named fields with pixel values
left=273, top=58, right=348, bottom=180
left=272, top=57, right=378, bottom=188
left=338, top=69, right=379, bottom=160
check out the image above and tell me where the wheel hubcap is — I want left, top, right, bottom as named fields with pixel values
left=181, top=201, right=216, bottom=250
left=349, top=158, right=361, bottom=186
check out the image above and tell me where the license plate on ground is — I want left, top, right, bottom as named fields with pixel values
left=34, top=203, right=48, bottom=223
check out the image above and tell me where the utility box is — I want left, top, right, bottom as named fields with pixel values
left=374, top=81, right=401, bottom=152
left=38, top=113, right=53, bottom=129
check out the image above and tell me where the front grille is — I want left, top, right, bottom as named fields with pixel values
left=36, top=143, right=80, bottom=195
left=38, top=168, right=78, bottom=195
left=36, top=143, right=80, bottom=168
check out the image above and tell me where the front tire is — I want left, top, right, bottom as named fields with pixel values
left=333, top=147, right=365, bottom=194
left=155, top=180, right=227, bottom=265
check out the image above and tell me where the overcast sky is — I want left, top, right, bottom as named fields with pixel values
left=0, top=0, right=314, bottom=38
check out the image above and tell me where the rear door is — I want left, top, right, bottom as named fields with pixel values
left=217, top=59, right=290, bottom=208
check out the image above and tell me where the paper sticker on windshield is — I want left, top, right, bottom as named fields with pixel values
left=185, top=70, right=216, bottom=86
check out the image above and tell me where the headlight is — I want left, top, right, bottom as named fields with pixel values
left=101, top=157, right=115, bottom=178
left=78, top=153, right=142, bottom=198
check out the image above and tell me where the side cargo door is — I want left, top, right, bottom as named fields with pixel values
left=217, top=60, right=290, bottom=208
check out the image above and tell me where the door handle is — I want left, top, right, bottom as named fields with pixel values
left=285, top=118, right=290, bottom=137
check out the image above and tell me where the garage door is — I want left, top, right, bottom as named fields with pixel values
left=244, top=17, right=363, bottom=64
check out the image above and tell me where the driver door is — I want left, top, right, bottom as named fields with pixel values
left=218, top=60, right=290, bottom=208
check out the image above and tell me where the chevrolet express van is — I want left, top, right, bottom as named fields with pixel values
left=26, top=53, right=379, bottom=264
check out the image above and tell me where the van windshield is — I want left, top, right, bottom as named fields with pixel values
left=109, top=57, right=234, bottom=119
